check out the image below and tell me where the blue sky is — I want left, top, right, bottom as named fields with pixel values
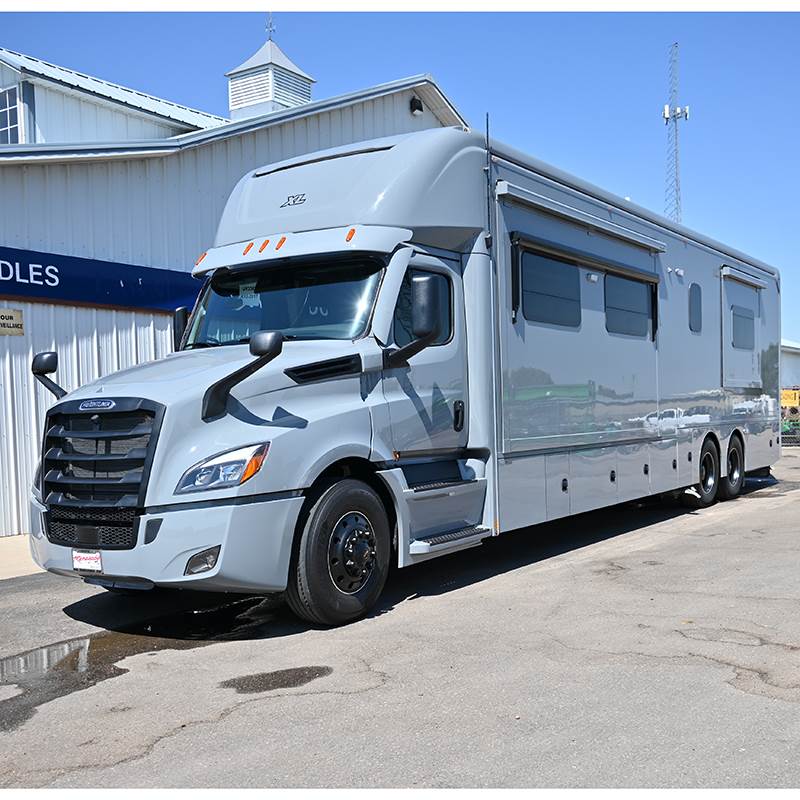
left=3, top=12, right=799, bottom=339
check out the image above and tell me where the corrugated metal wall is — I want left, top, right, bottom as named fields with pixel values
left=0, top=87, right=445, bottom=535
left=0, top=299, right=173, bottom=535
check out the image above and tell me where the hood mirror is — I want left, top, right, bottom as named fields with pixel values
left=173, top=306, right=189, bottom=350
left=250, top=330, right=284, bottom=359
left=31, top=351, right=67, bottom=400
left=202, top=331, right=285, bottom=422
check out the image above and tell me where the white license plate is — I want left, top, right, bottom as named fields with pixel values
left=72, top=549, right=103, bottom=573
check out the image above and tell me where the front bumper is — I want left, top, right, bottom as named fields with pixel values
left=29, top=494, right=305, bottom=593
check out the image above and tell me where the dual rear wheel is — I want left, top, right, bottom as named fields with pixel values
left=685, top=435, right=744, bottom=507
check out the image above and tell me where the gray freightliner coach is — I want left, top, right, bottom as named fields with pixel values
left=29, top=126, right=781, bottom=625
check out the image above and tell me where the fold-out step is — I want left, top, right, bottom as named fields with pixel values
left=409, top=525, right=491, bottom=555
left=410, top=478, right=476, bottom=493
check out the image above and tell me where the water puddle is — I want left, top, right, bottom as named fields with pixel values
left=219, top=666, right=333, bottom=694
left=0, top=593, right=300, bottom=733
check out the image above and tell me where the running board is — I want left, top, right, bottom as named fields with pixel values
left=409, top=525, right=491, bottom=556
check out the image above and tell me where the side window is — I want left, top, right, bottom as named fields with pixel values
left=689, top=283, right=702, bottom=333
left=520, top=250, right=581, bottom=327
left=605, top=274, right=652, bottom=337
left=393, top=269, right=452, bottom=348
left=731, top=305, right=755, bottom=350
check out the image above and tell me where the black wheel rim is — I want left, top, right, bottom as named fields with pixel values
left=700, top=451, right=716, bottom=495
left=327, top=511, right=377, bottom=595
left=728, top=447, right=741, bottom=486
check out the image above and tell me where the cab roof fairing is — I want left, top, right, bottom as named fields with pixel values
left=192, top=225, right=413, bottom=277
left=211, top=127, right=488, bottom=253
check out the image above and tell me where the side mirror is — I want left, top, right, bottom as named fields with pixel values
left=202, top=331, right=285, bottom=422
left=173, top=306, right=189, bottom=350
left=411, top=274, right=442, bottom=341
left=32, top=351, right=59, bottom=376
left=250, top=330, right=284, bottom=359
left=31, top=351, right=66, bottom=399
left=384, top=274, right=442, bottom=368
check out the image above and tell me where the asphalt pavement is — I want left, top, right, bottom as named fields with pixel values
left=1, top=451, right=799, bottom=788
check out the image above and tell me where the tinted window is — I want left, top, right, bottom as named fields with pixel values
left=521, top=251, right=581, bottom=327
left=185, top=259, right=383, bottom=346
left=732, top=305, right=755, bottom=350
left=393, top=269, right=452, bottom=347
left=605, top=274, right=651, bottom=337
left=689, top=283, right=702, bottom=333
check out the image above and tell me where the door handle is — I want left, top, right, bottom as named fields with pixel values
left=453, top=400, right=465, bottom=432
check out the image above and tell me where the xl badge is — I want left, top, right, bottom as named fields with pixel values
left=280, top=193, right=306, bottom=208
left=79, top=399, right=116, bottom=411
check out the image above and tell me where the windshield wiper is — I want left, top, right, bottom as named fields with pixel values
left=183, top=341, right=222, bottom=349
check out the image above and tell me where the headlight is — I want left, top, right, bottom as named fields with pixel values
left=175, top=443, right=269, bottom=494
left=33, top=460, right=42, bottom=494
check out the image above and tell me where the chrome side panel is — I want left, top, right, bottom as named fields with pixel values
left=491, top=150, right=780, bottom=533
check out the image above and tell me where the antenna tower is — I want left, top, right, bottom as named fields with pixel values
left=663, top=42, right=690, bottom=223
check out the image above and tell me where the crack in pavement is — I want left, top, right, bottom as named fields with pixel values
left=1, top=656, right=392, bottom=789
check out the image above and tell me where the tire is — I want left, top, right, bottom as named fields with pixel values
left=718, top=435, right=745, bottom=500
left=682, top=437, right=720, bottom=508
left=287, top=479, right=391, bottom=626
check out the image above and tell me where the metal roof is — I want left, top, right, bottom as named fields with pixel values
left=783, top=339, right=800, bottom=353
left=226, top=39, right=315, bottom=82
left=0, top=74, right=465, bottom=163
left=0, top=46, right=228, bottom=130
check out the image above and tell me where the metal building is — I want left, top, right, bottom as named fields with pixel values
left=782, top=339, right=800, bottom=388
left=0, top=38, right=465, bottom=536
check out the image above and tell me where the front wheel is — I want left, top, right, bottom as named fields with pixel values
left=287, top=479, right=391, bottom=626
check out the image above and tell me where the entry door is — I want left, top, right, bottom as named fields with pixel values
left=381, top=253, right=469, bottom=455
left=722, top=271, right=762, bottom=389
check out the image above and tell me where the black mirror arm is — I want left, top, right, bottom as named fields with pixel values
left=202, top=353, right=276, bottom=422
left=383, top=330, right=439, bottom=369
left=34, top=374, right=67, bottom=400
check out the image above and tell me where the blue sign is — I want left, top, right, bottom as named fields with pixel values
left=0, top=245, right=201, bottom=312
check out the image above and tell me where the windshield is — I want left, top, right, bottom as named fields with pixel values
left=184, top=258, right=383, bottom=347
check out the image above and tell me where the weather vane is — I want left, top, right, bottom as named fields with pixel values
left=266, top=12, right=276, bottom=41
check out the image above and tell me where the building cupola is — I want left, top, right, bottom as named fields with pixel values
left=226, top=17, right=315, bottom=120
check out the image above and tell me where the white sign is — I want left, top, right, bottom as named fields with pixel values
left=0, top=308, right=23, bottom=336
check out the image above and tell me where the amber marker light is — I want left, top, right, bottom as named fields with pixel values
left=258, top=239, right=270, bottom=253
left=240, top=444, right=269, bottom=484
left=276, top=236, right=287, bottom=250
left=195, top=252, right=207, bottom=266
left=346, top=228, right=356, bottom=242
left=242, top=242, right=254, bottom=256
